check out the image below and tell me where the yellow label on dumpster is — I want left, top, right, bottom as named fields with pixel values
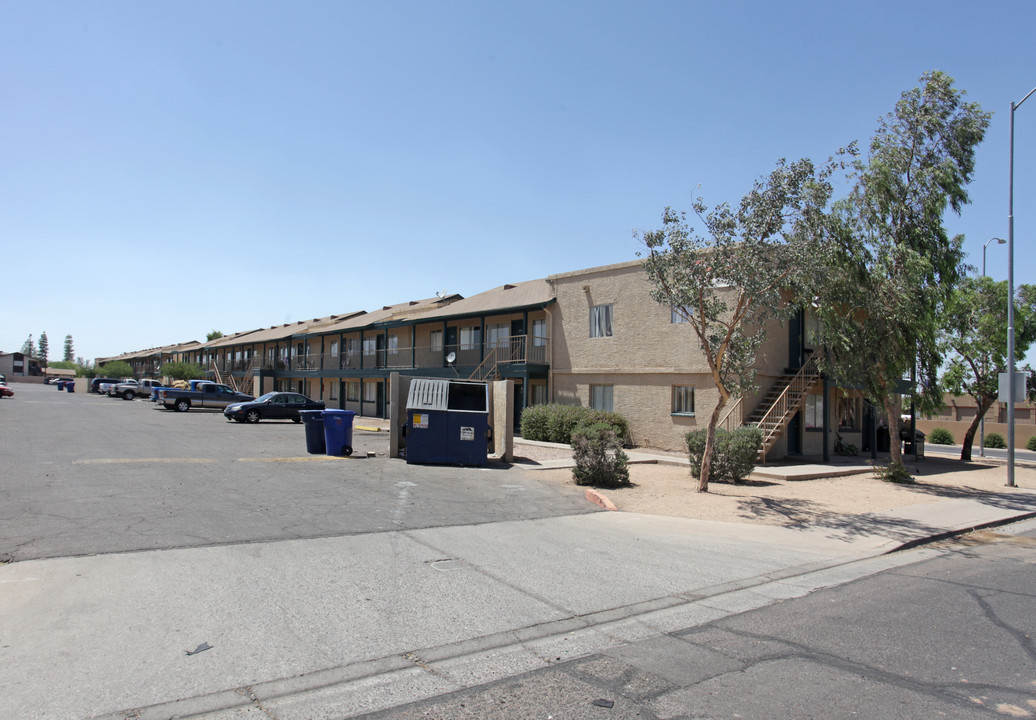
left=413, top=413, right=428, bottom=429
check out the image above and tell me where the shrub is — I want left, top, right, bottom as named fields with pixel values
left=928, top=428, right=955, bottom=445
left=571, top=423, right=630, bottom=487
left=984, top=432, right=1006, bottom=449
left=1027, top=436, right=1036, bottom=452
left=521, top=404, right=631, bottom=445
left=875, top=461, right=914, bottom=484
left=685, top=426, right=763, bottom=485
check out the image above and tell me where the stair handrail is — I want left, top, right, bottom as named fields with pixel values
left=755, top=354, right=820, bottom=444
left=718, top=396, right=744, bottom=432
left=468, top=347, right=499, bottom=382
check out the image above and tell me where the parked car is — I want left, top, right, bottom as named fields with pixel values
left=102, top=378, right=135, bottom=397
left=90, top=377, right=123, bottom=394
left=113, top=378, right=162, bottom=400
left=224, top=392, right=325, bottom=423
left=0, top=382, right=13, bottom=399
left=159, top=383, right=254, bottom=412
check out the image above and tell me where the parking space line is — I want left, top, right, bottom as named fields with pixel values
left=73, top=458, right=219, bottom=465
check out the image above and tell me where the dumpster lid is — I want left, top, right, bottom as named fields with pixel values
left=407, top=378, right=450, bottom=411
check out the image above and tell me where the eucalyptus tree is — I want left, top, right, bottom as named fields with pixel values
left=810, top=71, right=990, bottom=475
left=939, top=278, right=1036, bottom=460
left=640, top=155, right=845, bottom=491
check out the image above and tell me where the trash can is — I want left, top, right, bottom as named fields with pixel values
left=56, top=380, right=66, bottom=391
left=323, top=409, right=356, bottom=456
left=300, top=410, right=326, bottom=454
left=902, top=428, right=926, bottom=458
left=66, top=381, right=75, bottom=393
left=405, top=379, right=489, bottom=466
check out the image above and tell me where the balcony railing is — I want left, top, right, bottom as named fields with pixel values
left=255, top=336, right=549, bottom=373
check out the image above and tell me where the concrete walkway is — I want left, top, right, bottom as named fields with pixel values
left=4, top=473, right=1036, bottom=720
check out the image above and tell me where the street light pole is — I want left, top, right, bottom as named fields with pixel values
left=1007, top=85, right=1036, bottom=488
left=981, top=237, right=1006, bottom=458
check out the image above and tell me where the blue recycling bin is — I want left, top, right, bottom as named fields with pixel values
left=323, top=409, right=356, bottom=456
left=66, top=381, right=75, bottom=393
left=300, top=410, right=326, bottom=454
left=56, top=380, right=66, bottom=391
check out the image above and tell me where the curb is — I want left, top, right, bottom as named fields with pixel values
left=585, top=488, right=617, bottom=511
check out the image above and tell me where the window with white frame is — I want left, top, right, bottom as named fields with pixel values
left=363, top=381, right=378, bottom=403
left=672, top=386, right=695, bottom=415
left=590, top=304, right=613, bottom=338
left=346, top=381, right=360, bottom=402
left=363, top=337, right=377, bottom=355
left=329, top=382, right=338, bottom=401
left=530, top=383, right=547, bottom=406
left=590, top=384, right=613, bottom=412
left=459, top=326, right=480, bottom=350
left=388, top=335, right=399, bottom=355
left=671, top=306, right=693, bottom=324
left=330, top=341, right=339, bottom=357
left=430, top=329, right=443, bottom=352
left=487, top=323, right=508, bottom=349
left=805, top=394, right=824, bottom=429
left=532, top=318, right=546, bottom=346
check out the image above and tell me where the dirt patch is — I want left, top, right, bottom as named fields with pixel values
left=516, top=444, right=1036, bottom=527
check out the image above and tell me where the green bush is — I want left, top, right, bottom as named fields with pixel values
left=1027, top=436, right=1036, bottom=452
left=520, top=404, right=631, bottom=445
left=984, top=432, right=1006, bottom=449
left=875, top=461, right=914, bottom=484
left=570, top=423, right=630, bottom=487
left=685, top=426, right=763, bottom=485
left=928, top=428, right=955, bottom=445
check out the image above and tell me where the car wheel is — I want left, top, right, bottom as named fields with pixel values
left=245, top=409, right=261, bottom=424
left=292, top=416, right=302, bottom=423
left=175, top=399, right=190, bottom=412
left=122, top=390, right=135, bottom=401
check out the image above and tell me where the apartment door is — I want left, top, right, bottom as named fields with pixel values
left=510, top=319, right=525, bottom=362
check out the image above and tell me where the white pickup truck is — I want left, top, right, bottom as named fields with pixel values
left=112, top=378, right=163, bottom=400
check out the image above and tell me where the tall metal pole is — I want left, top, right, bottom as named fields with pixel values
left=981, top=237, right=1006, bottom=458
left=1007, top=85, right=1036, bottom=488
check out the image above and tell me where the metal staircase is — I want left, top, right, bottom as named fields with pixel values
left=718, top=354, right=822, bottom=463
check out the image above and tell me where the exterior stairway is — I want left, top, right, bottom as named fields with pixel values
left=720, top=354, right=822, bottom=463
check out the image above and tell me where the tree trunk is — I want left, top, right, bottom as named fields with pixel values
left=959, top=396, right=995, bottom=462
left=883, top=394, right=903, bottom=466
left=698, top=402, right=726, bottom=493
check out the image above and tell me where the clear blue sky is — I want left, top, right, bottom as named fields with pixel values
left=2, top=1, right=1034, bottom=363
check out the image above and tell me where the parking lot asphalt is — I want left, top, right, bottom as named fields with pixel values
left=0, top=383, right=596, bottom=562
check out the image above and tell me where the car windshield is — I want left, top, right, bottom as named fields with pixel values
left=255, top=392, right=278, bottom=402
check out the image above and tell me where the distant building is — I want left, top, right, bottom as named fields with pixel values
left=0, top=352, right=43, bottom=378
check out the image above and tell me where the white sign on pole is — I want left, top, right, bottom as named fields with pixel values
left=998, top=372, right=1027, bottom=403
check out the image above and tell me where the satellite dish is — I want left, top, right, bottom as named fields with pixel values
left=446, top=352, right=457, bottom=364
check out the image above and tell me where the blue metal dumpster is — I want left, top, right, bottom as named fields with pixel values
left=300, top=410, right=326, bottom=454
left=406, top=379, right=489, bottom=466
left=323, top=409, right=356, bottom=456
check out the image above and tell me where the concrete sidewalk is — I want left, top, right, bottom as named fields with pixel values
left=3, top=486, right=1036, bottom=720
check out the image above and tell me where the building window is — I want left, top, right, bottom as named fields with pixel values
left=363, top=381, right=378, bottom=403
left=430, top=329, right=443, bottom=352
left=672, top=386, right=695, bottom=415
left=346, top=381, right=360, bottom=402
left=805, top=394, right=824, bottom=430
left=838, top=395, right=860, bottom=431
left=459, top=326, right=481, bottom=351
left=329, top=382, right=339, bottom=401
left=532, top=318, right=546, bottom=346
left=330, top=341, right=339, bottom=358
left=590, top=384, right=613, bottom=412
left=590, top=304, right=613, bottom=338
left=530, top=383, right=547, bottom=406
left=671, top=306, right=693, bottom=324
left=806, top=314, right=823, bottom=346
left=487, top=323, right=508, bottom=349
left=388, top=335, right=399, bottom=355
left=363, top=337, right=377, bottom=356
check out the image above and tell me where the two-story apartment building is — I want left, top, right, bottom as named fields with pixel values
left=98, top=259, right=875, bottom=458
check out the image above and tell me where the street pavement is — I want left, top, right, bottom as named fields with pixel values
left=2, top=382, right=1036, bottom=719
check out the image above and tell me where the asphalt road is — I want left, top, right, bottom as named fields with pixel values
left=368, top=522, right=1036, bottom=720
left=0, top=383, right=595, bottom=561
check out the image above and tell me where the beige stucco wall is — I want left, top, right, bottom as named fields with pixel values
left=547, top=261, right=803, bottom=453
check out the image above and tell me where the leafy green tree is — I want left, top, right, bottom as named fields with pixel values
left=97, top=360, right=133, bottom=378
left=63, top=335, right=74, bottom=362
left=21, top=334, right=33, bottom=356
left=939, top=278, right=1036, bottom=460
left=37, top=332, right=49, bottom=362
left=161, top=361, right=206, bottom=381
left=206, top=330, right=224, bottom=341
left=810, top=71, right=990, bottom=475
left=640, top=154, right=845, bottom=491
